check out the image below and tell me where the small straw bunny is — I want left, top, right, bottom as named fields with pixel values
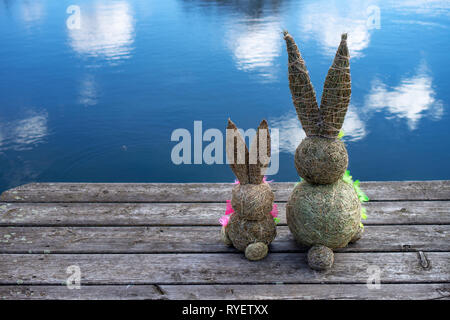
left=220, top=119, right=277, bottom=261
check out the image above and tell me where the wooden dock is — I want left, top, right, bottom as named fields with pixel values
left=0, top=181, right=449, bottom=300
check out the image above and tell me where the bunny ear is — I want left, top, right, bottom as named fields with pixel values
left=283, top=31, right=321, bottom=137
left=226, top=119, right=249, bottom=184
left=248, top=120, right=271, bottom=184
left=319, top=33, right=351, bottom=138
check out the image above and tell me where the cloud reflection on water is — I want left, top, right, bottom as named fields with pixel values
left=67, top=1, right=135, bottom=62
left=270, top=104, right=366, bottom=155
left=79, top=75, right=99, bottom=106
left=20, top=0, right=45, bottom=25
left=386, top=0, right=450, bottom=16
left=0, top=112, right=48, bottom=152
left=298, top=0, right=378, bottom=58
left=226, top=17, right=282, bottom=80
left=365, top=63, right=444, bottom=130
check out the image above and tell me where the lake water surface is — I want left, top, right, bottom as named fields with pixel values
left=0, top=0, right=449, bottom=192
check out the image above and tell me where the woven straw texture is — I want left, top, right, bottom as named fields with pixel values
left=294, top=136, right=348, bottom=185
left=224, top=119, right=276, bottom=259
left=286, top=179, right=361, bottom=249
left=283, top=31, right=351, bottom=139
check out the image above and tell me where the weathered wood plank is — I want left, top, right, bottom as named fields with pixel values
left=0, top=253, right=448, bottom=284
left=166, top=283, right=450, bottom=300
left=0, top=285, right=164, bottom=300
left=2, top=181, right=449, bottom=203
left=1, top=283, right=448, bottom=300
left=0, top=225, right=448, bottom=253
left=1, top=201, right=449, bottom=226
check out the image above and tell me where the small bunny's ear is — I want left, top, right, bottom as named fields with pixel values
left=283, top=30, right=321, bottom=136
left=319, top=33, right=351, bottom=138
left=226, top=119, right=249, bottom=184
left=248, top=120, right=271, bottom=184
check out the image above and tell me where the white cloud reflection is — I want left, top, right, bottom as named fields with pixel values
left=269, top=111, right=306, bottom=155
left=298, top=0, right=378, bottom=58
left=270, top=104, right=366, bottom=155
left=0, top=112, right=48, bottom=152
left=386, top=0, right=450, bottom=16
left=67, top=1, right=135, bottom=61
left=20, top=1, right=45, bottom=24
left=226, top=17, right=282, bottom=80
left=79, top=75, right=99, bottom=106
left=365, top=63, right=443, bottom=130
left=342, top=106, right=367, bottom=141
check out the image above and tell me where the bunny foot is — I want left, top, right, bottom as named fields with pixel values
left=220, top=226, right=233, bottom=246
left=307, top=245, right=334, bottom=270
left=350, top=225, right=364, bottom=244
left=245, top=242, right=268, bottom=261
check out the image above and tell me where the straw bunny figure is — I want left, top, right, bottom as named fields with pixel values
left=220, top=119, right=277, bottom=261
left=283, top=31, right=362, bottom=270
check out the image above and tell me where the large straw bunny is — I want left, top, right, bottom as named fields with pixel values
left=283, top=31, right=362, bottom=270
left=221, top=119, right=277, bottom=261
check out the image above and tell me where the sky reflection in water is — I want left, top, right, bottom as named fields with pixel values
left=0, top=0, right=449, bottom=191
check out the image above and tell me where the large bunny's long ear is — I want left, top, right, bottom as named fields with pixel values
left=319, top=33, right=351, bottom=138
left=283, top=31, right=321, bottom=136
left=248, top=120, right=271, bottom=184
left=226, top=119, right=249, bottom=184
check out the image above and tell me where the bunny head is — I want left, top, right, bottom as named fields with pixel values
left=284, top=31, right=351, bottom=184
left=226, top=119, right=274, bottom=220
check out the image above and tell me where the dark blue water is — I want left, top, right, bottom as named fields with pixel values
left=0, top=0, right=449, bottom=192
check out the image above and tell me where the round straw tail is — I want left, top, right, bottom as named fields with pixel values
left=319, top=33, right=351, bottom=139
left=283, top=30, right=321, bottom=137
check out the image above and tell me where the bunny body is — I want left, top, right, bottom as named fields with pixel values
left=283, top=31, right=363, bottom=270
left=287, top=179, right=361, bottom=249
left=227, top=183, right=276, bottom=251
left=221, top=119, right=277, bottom=261
left=231, top=183, right=273, bottom=220
left=227, top=208, right=276, bottom=251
